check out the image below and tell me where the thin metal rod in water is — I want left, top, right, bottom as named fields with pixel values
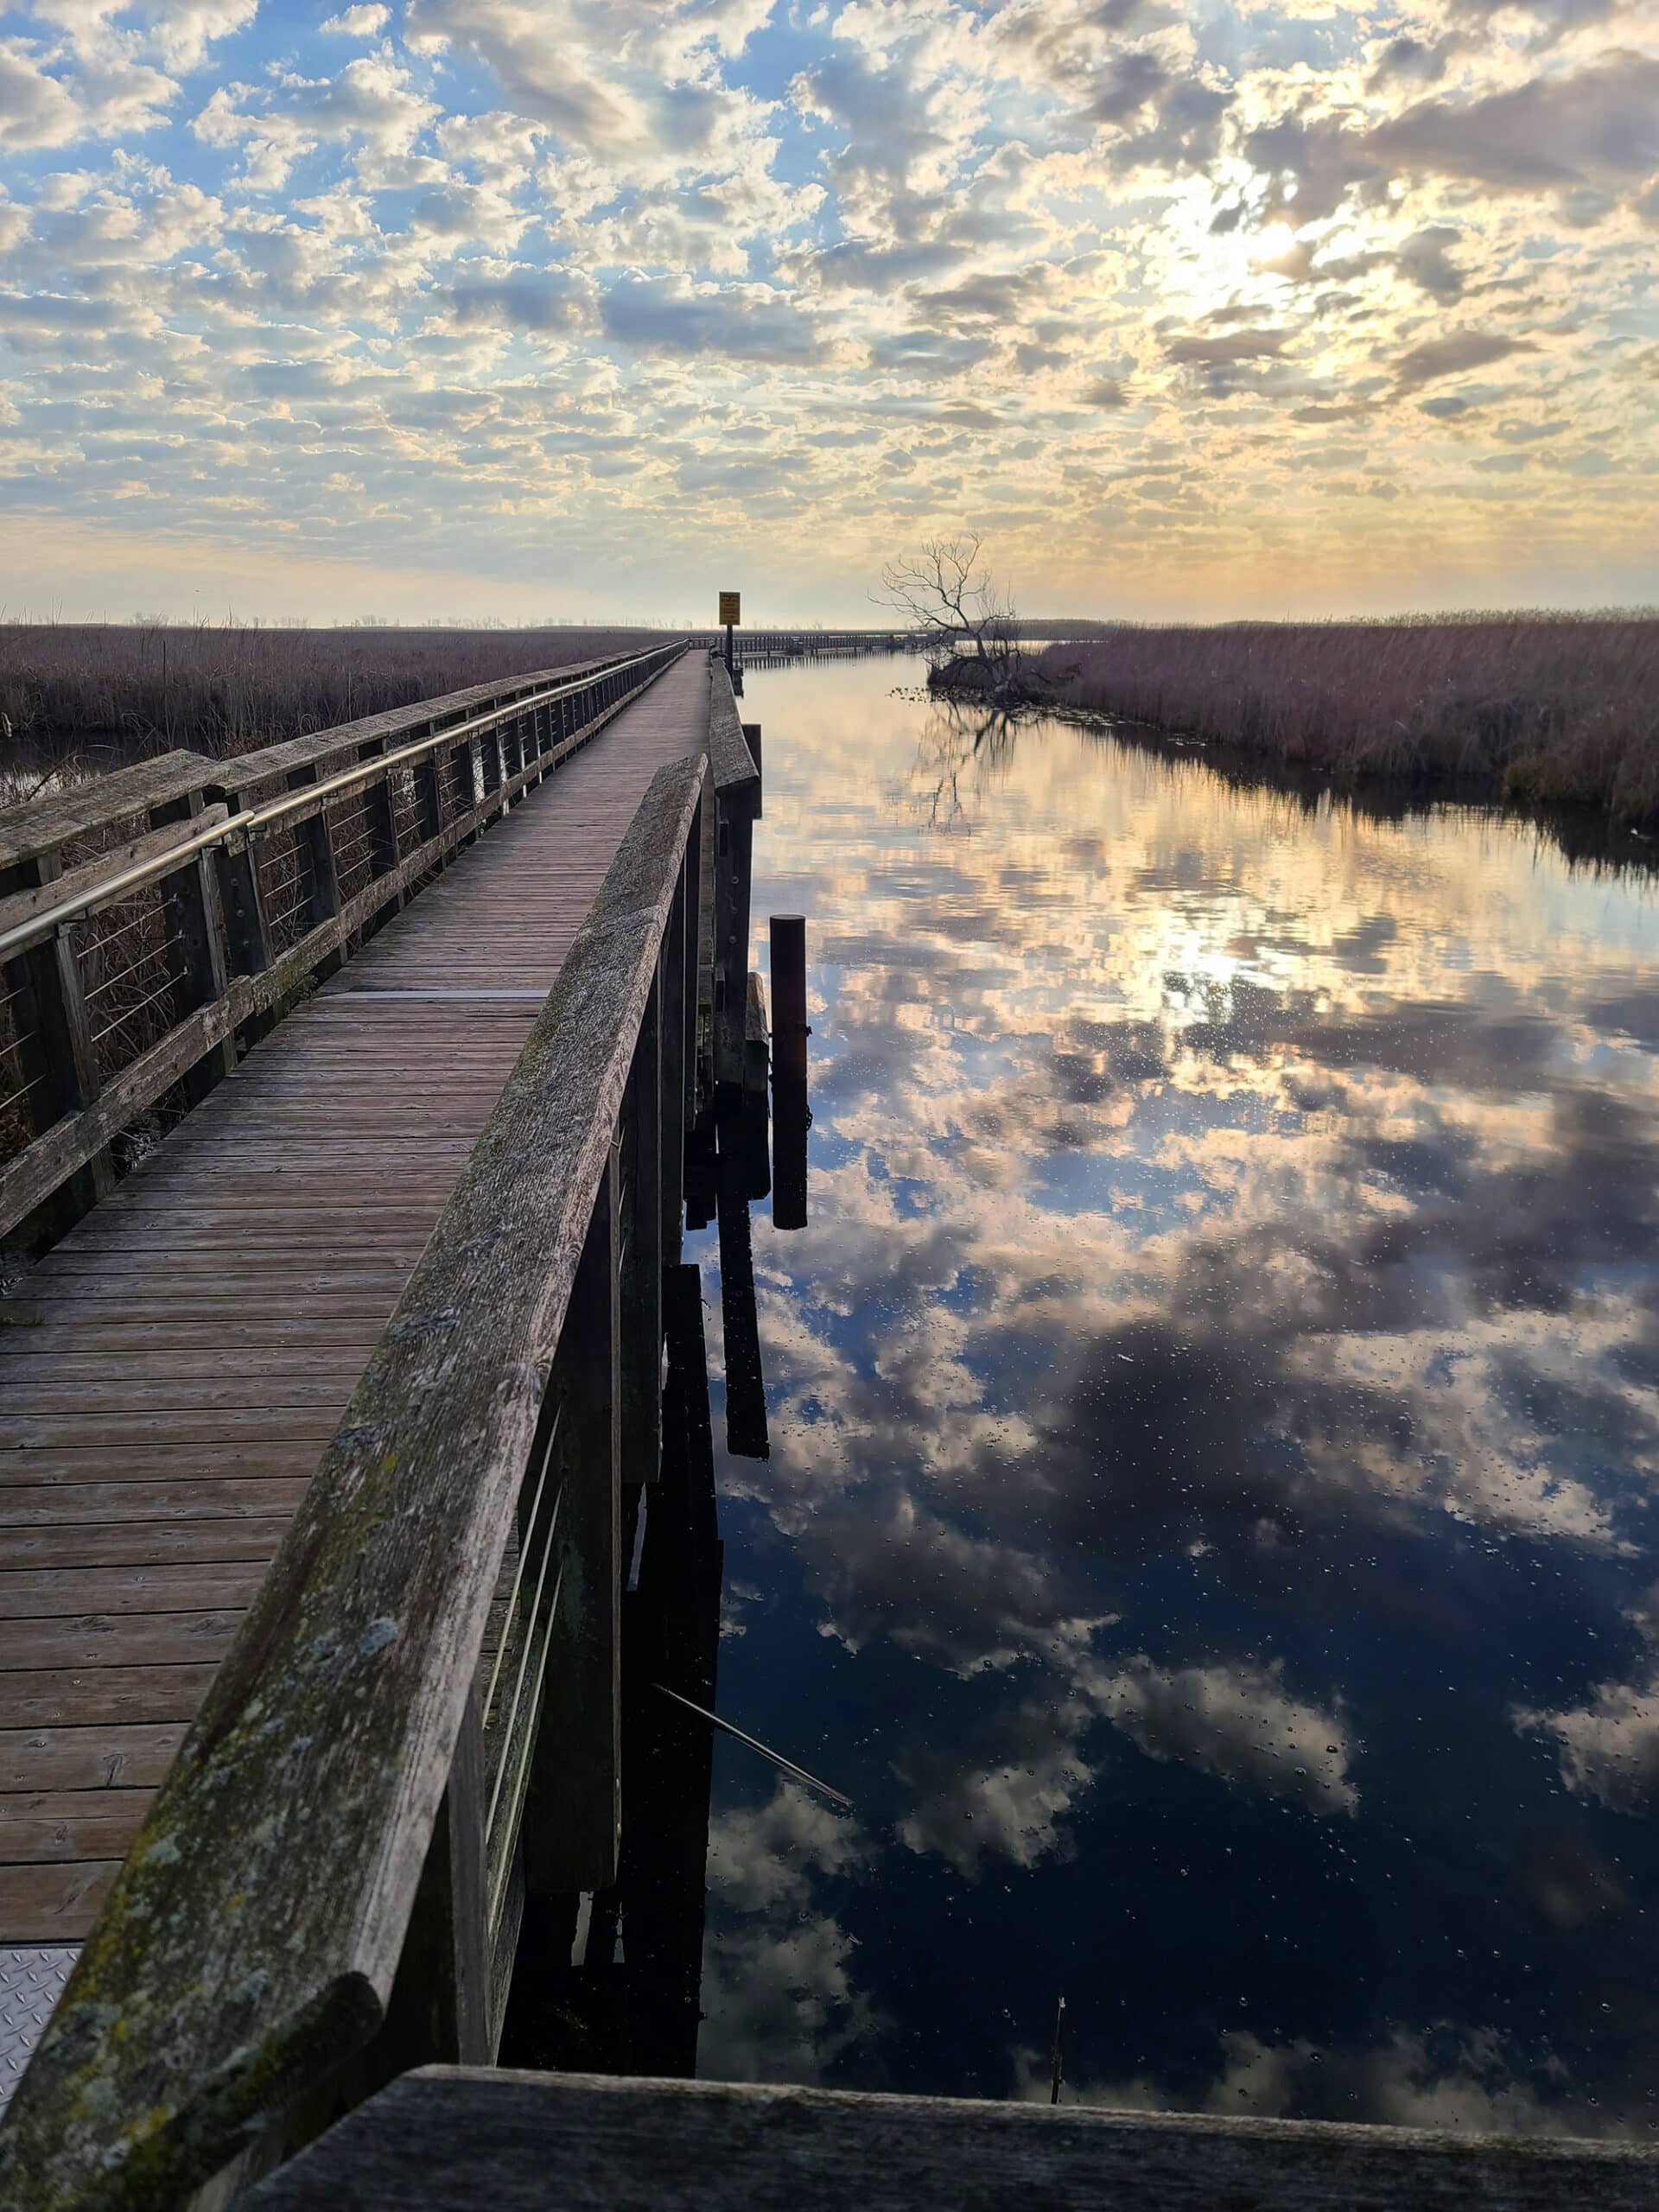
left=652, top=1682, right=852, bottom=1808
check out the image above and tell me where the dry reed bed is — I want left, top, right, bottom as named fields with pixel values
left=1034, top=615, right=1659, bottom=825
left=0, top=622, right=669, bottom=763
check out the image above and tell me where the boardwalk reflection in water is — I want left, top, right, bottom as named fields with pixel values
left=689, top=655, right=1659, bottom=2132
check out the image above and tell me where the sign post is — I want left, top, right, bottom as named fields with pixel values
left=718, top=590, right=741, bottom=678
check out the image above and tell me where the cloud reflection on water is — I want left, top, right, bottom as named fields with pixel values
left=694, top=658, right=1659, bottom=2133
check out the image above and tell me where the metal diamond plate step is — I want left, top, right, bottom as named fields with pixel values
left=0, top=1948, right=77, bottom=2113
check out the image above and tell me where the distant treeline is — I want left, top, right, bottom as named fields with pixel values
left=1034, top=613, right=1659, bottom=828
left=0, top=623, right=671, bottom=761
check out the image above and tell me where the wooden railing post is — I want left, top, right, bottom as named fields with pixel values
left=696, top=771, right=715, bottom=1109
left=713, top=786, right=755, bottom=1107
left=523, top=1154, right=621, bottom=1896
left=661, top=863, right=688, bottom=1268
left=211, top=802, right=274, bottom=982
left=358, top=741, right=402, bottom=888
left=448, top=733, right=475, bottom=833
left=0, top=854, right=113, bottom=1219
left=148, top=790, right=236, bottom=1103
left=743, top=721, right=763, bottom=818
left=284, top=765, right=343, bottom=936
left=383, top=1686, right=491, bottom=2070
left=620, top=975, right=663, bottom=1487
left=413, top=731, right=443, bottom=846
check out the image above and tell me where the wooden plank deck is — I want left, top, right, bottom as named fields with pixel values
left=0, top=654, right=710, bottom=1958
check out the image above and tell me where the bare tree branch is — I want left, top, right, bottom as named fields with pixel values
left=873, top=537, right=1020, bottom=682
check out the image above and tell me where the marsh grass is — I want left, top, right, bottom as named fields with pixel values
left=1035, top=613, right=1659, bottom=826
left=0, top=621, right=669, bottom=763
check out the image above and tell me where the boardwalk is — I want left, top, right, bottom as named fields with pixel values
left=0, top=652, right=710, bottom=1961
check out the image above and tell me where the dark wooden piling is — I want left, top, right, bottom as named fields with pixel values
left=769, top=914, right=807, bottom=1084
left=772, top=1077, right=810, bottom=1233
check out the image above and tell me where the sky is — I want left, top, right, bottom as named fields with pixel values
left=0, top=0, right=1655, bottom=625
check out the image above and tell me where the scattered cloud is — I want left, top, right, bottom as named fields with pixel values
left=0, top=0, right=1650, bottom=613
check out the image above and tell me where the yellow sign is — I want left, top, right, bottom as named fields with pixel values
left=719, top=591, right=741, bottom=626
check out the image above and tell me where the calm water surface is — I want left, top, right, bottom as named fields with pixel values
left=686, top=655, right=1659, bottom=2132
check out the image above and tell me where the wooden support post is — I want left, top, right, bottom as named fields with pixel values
left=213, top=835, right=272, bottom=981
left=712, top=785, right=753, bottom=1107
left=683, top=772, right=718, bottom=1230
left=479, top=726, right=502, bottom=803
left=661, top=870, right=688, bottom=1268
left=741, top=972, right=771, bottom=1205
left=623, top=1260, right=721, bottom=2079
left=0, top=853, right=113, bottom=1224
left=358, top=744, right=401, bottom=886
left=717, top=1122, right=769, bottom=1462
left=689, top=782, right=710, bottom=1123
left=772, top=915, right=810, bottom=1233
left=149, top=791, right=236, bottom=1102
left=284, top=766, right=342, bottom=937
left=743, top=721, right=762, bottom=819
left=770, top=914, right=808, bottom=1084
left=413, top=735, right=443, bottom=845
left=620, top=976, right=663, bottom=1487
left=448, top=736, right=476, bottom=834
left=772, top=1076, right=810, bottom=1234
left=524, top=1158, right=621, bottom=1896
left=743, top=970, right=768, bottom=1103
left=383, top=1685, right=491, bottom=2073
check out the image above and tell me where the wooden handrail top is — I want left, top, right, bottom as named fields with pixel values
left=0, top=753, right=708, bottom=2212
left=214, top=649, right=653, bottom=791
left=247, top=2068, right=1659, bottom=2212
left=0, top=645, right=681, bottom=965
left=0, top=750, right=215, bottom=874
left=0, top=804, right=229, bottom=939
left=708, top=661, right=759, bottom=791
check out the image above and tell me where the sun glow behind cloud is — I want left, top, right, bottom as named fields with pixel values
left=0, top=0, right=1653, bottom=620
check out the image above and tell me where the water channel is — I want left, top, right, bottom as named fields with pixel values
left=683, top=652, right=1659, bottom=2133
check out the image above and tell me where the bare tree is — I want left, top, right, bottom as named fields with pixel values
left=874, top=536, right=1020, bottom=692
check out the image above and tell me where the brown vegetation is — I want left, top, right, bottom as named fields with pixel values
left=0, top=622, right=668, bottom=766
left=1033, top=614, right=1659, bottom=826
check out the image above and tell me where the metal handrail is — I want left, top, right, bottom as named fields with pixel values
left=0, top=642, right=683, bottom=966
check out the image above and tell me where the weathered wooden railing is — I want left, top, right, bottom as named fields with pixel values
left=0, top=642, right=685, bottom=1250
left=0, top=674, right=761, bottom=2207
